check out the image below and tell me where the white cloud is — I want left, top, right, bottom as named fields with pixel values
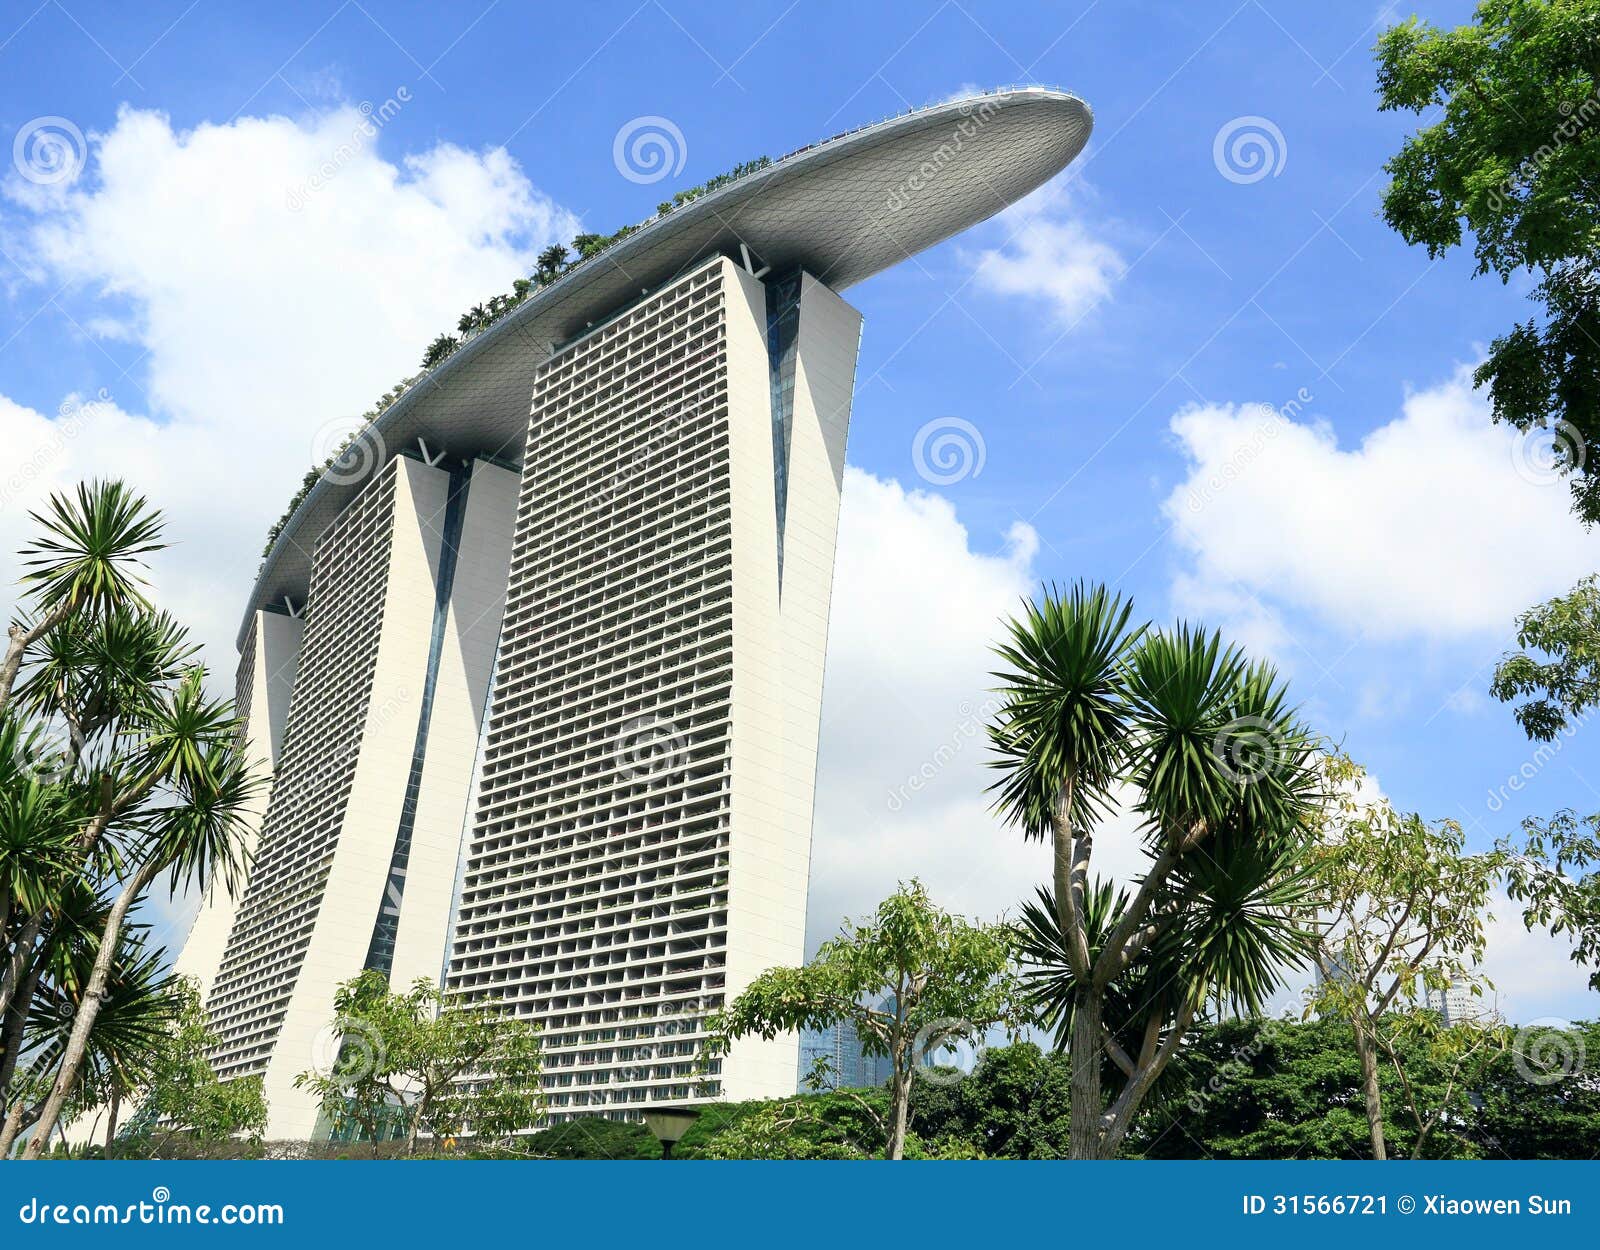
left=806, top=469, right=1155, bottom=950
left=1481, top=890, right=1599, bottom=1024
left=0, top=104, right=580, bottom=673
left=967, top=176, right=1125, bottom=326
left=1165, top=368, right=1597, bottom=642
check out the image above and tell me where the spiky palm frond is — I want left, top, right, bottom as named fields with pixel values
left=988, top=582, right=1143, bottom=840
left=19, top=481, right=164, bottom=619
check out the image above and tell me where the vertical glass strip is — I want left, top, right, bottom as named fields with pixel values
left=765, top=270, right=803, bottom=585
left=363, top=459, right=473, bottom=976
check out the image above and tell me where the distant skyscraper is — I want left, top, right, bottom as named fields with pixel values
left=1425, top=978, right=1498, bottom=1026
left=178, top=88, right=1093, bottom=1136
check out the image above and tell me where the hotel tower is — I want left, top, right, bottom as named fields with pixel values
left=180, top=88, right=1092, bottom=1138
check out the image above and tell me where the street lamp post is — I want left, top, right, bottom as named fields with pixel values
left=643, top=1107, right=701, bottom=1159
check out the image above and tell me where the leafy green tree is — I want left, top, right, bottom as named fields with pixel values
left=1501, top=808, right=1600, bottom=990
left=1128, top=1013, right=1489, bottom=1159
left=704, top=880, right=1026, bottom=1160
left=1307, top=759, right=1507, bottom=1159
left=1492, top=573, right=1600, bottom=740
left=1377, top=0, right=1600, bottom=522
left=988, top=582, right=1322, bottom=1159
left=908, top=1040, right=1075, bottom=1158
left=116, top=978, right=267, bottom=1159
left=296, top=970, right=544, bottom=1156
left=1476, top=1019, right=1600, bottom=1156
left=524, top=1117, right=658, bottom=1159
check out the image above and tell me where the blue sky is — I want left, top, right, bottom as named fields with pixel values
left=1, top=0, right=1596, bottom=1022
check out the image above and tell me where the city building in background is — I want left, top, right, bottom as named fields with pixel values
left=176, top=88, right=1093, bottom=1137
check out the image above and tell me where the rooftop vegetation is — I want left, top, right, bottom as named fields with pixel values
left=260, top=156, right=772, bottom=563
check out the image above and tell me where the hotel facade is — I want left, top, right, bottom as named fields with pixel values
left=182, top=88, right=1092, bottom=1137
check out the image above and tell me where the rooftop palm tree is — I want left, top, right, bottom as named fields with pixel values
left=989, top=582, right=1323, bottom=1158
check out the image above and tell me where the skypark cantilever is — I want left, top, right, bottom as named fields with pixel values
left=242, top=86, right=1092, bottom=648
left=192, top=86, right=1092, bottom=1139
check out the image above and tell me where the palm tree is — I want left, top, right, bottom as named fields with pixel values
left=1, top=481, right=164, bottom=714
left=14, top=930, right=177, bottom=1156
left=0, top=605, right=195, bottom=1024
left=988, top=583, right=1322, bottom=1158
left=22, top=683, right=256, bottom=1157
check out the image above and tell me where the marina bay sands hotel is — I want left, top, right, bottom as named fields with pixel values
left=178, top=87, right=1092, bottom=1138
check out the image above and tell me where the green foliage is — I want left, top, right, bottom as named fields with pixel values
left=706, top=880, right=1026, bottom=1159
left=1376, top=0, right=1600, bottom=522
left=117, top=978, right=268, bottom=1158
left=678, top=1088, right=889, bottom=1160
left=1502, top=808, right=1600, bottom=990
left=2, top=482, right=260, bottom=1158
left=524, top=1117, right=658, bottom=1159
left=1477, top=1019, right=1600, bottom=1156
left=295, top=970, right=544, bottom=1155
left=1492, top=573, right=1600, bottom=740
left=1306, top=758, right=1509, bottom=1158
left=987, top=581, right=1322, bottom=1157
left=1127, top=1014, right=1487, bottom=1159
left=908, top=1041, right=1075, bottom=1158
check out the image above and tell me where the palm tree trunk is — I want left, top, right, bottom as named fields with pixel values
left=0, top=1096, right=41, bottom=1158
left=1068, top=989, right=1103, bottom=1159
left=22, top=859, right=158, bottom=1158
left=0, top=600, right=74, bottom=714
left=104, top=1091, right=120, bottom=1158
left=1354, top=1020, right=1387, bottom=1161
left=0, top=944, right=45, bottom=1120
left=0, top=912, right=45, bottom=1020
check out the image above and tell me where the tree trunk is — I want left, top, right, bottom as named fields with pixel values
left=22, top=860, right=157, bottom=1158
left=886, top=1064, right=912, bottom=1160
left=0, top=600, right=74, bottom=715
left=1354, top=1021, right=1387, bottom=1161
left=0, top=912, right=45, bottom=1020
left=1068, top=989, right=1104, bottom=1159
left=0, top=951, right=43, bottom=1112
left=0, top=1097, right=40, bottom=1159
left=104, top=1091, right=120, bottom=1159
